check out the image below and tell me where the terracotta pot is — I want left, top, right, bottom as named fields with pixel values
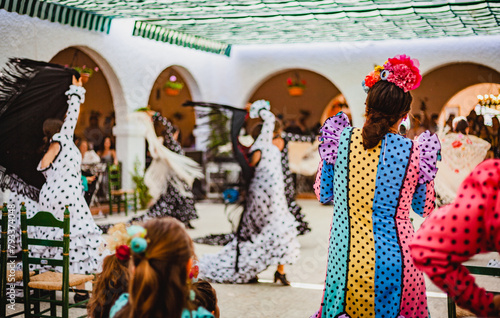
left=80, top=73, right=90, bottom=84
left=164, top=87, right=181, bottom=96
left=288, top=86, right=304, bottom=96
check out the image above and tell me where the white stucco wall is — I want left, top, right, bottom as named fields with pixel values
left=1, top=8, right=500, bottom=187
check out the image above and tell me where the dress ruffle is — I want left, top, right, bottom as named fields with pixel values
left=199, top=208, right=300, bottom=284
left=318, top=112, right=351, bottom=165
left=416, top=131, right=441, bottom=184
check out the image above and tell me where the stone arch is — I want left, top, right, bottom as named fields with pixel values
left=49, top=46, right=127, bottom=149
left=411, top=62, right=500, bottom=118
left=247, top=68, right=346, bottom=132
left=147, top=65, right=200, bottom=147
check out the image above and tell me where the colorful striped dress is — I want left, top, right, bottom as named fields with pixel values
left=312, top=112, right=440, bottom=318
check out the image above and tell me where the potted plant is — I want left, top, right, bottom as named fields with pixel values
left=163, top=75, right=184, bottom=96
left=72, top=65, right=99, bottom=84
left=131, top=158, right=152, bottom=209
left=287, top=77, right=306, bottom=96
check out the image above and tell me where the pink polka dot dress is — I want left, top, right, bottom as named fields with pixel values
left=411, top=159, right=500, bottom=317
left=312, top=112, right=440, bottom=318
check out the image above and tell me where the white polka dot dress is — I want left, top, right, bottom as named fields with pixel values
left=32, top=85, right=106, bottom=275
left=199, top=108, right=300, bottom=283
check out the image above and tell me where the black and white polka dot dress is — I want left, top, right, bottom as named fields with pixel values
left=134, top=113, right=198, bottom=225
left=32, top=85, right=105, bottom=275
left=281, top=132, right=314, bottom=235
left=199, top=109, right=300, bottom=283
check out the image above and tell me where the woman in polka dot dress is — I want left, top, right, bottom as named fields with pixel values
left=199, top=100, right=300, bottom=284
left=33, top=77, right=106, bottom=275
left=133, top=112, right=199, bottom=228
left=312, top=55, right=440, bottom=318
left=411, top=159, right=500, bottom=317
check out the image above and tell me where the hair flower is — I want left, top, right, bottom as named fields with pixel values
left=130, top=237, right=148, bottom=254
left=116, top=244, right=131, bottom=261
left=362, top=54, right=421, bottom=93
left=127, top=225, right=147, bottom=238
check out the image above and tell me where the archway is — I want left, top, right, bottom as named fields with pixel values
left=248, top=69, right=346, bottom=133
left=50, top=47, right=115, bottom=151
left=439, top=83, right=500, bottom=127
left=411, top=62, right=500, bottom=121
left=148, top=66, right=196, bottom=147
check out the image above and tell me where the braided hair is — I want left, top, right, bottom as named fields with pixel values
left=362, top=81, right=413, bottom=149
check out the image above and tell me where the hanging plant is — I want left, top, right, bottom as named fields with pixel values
left=72, top=65, right=99, bottom=84
left=286, top=76, right=306, bottom=96
left=163, top=75, right=184, bottom=96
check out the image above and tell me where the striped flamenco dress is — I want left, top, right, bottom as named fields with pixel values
left=312, top=112, right=440, bottom=318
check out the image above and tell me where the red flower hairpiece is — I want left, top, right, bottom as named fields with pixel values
left=362, top=54, right=421, bottom=93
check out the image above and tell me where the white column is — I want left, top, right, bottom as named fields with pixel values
left=113, top=122, right=146, bottom=190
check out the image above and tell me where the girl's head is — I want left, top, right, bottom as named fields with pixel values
left=116, top=218, right=195, bottom=318
left=193, top=280, right=220, bottom=318
left=362, top=80, right=413, bottom=149
left=87, top=254, right=130, bottom=318
left=40, top=118, right=63, bottom=153
left=453, top=117, right=469, bottom=135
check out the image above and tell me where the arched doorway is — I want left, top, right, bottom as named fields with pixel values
left=412, top=62, right=500, bottom=124
left=50, top=47, right=115, bottom=151
left=248, top=69, right=346, bottom=134
left=439, top=83, right=500, bottom=127
left=148, top=66, right=196, bottom=148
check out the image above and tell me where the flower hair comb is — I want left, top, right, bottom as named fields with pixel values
left=362, top=54, right=422, bottom=93
left=106, top=223, right=148, bottom=261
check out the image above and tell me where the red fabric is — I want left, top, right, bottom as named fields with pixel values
left=410, top=159, right=500, bottom=317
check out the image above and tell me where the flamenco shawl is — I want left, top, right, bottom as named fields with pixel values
left=0, top=58, right=79, bottom=201
left=183, top=101, right=252, bottom=185
left=129, top=112, right=203, bottom=201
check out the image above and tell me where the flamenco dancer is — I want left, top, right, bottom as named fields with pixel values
left=0, top=59, right=93, bottom=256
left=34, top=76, right=106, bottom=278
left=129, top=109, right=203, bottom=228
left=199, top=100, right=300, bottom=284
left=312, top=55, right=440, bottom=317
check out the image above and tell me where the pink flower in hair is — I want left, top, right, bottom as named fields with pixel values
left=384, top=54, right=422, bottom=92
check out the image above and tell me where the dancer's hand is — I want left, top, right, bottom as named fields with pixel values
left=72, top=75, right=83, bottom=86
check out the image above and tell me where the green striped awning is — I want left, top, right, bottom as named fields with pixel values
left=3, top=0, right=500, bottom=55
left=133, top=21, right=231, bottom=57
left=0, top=0, right=112, bottom=33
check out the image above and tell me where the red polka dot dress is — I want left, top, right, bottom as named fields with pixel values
left=411, top=159, right=500, bottom=317
left=312, top=112, right=440, bottom=318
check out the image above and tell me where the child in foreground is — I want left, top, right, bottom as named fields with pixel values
left=109, top=218, right=213, bottom=318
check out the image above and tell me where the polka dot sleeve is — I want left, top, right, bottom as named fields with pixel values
left=60, top=85, right=85, bottom=140
left=410, top=159, right=500, bottom=317
left=313, top=159, right=334, bottom=204
left=411, top=180, right=436, bottom=217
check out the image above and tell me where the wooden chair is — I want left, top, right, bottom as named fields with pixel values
left=20, top=203, right=94, bottom=318
left=107, top=163, right=137, bottom=216
left=1, top=202, right=35, bottom=317
left=447, top=265, right=500, bottom=318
